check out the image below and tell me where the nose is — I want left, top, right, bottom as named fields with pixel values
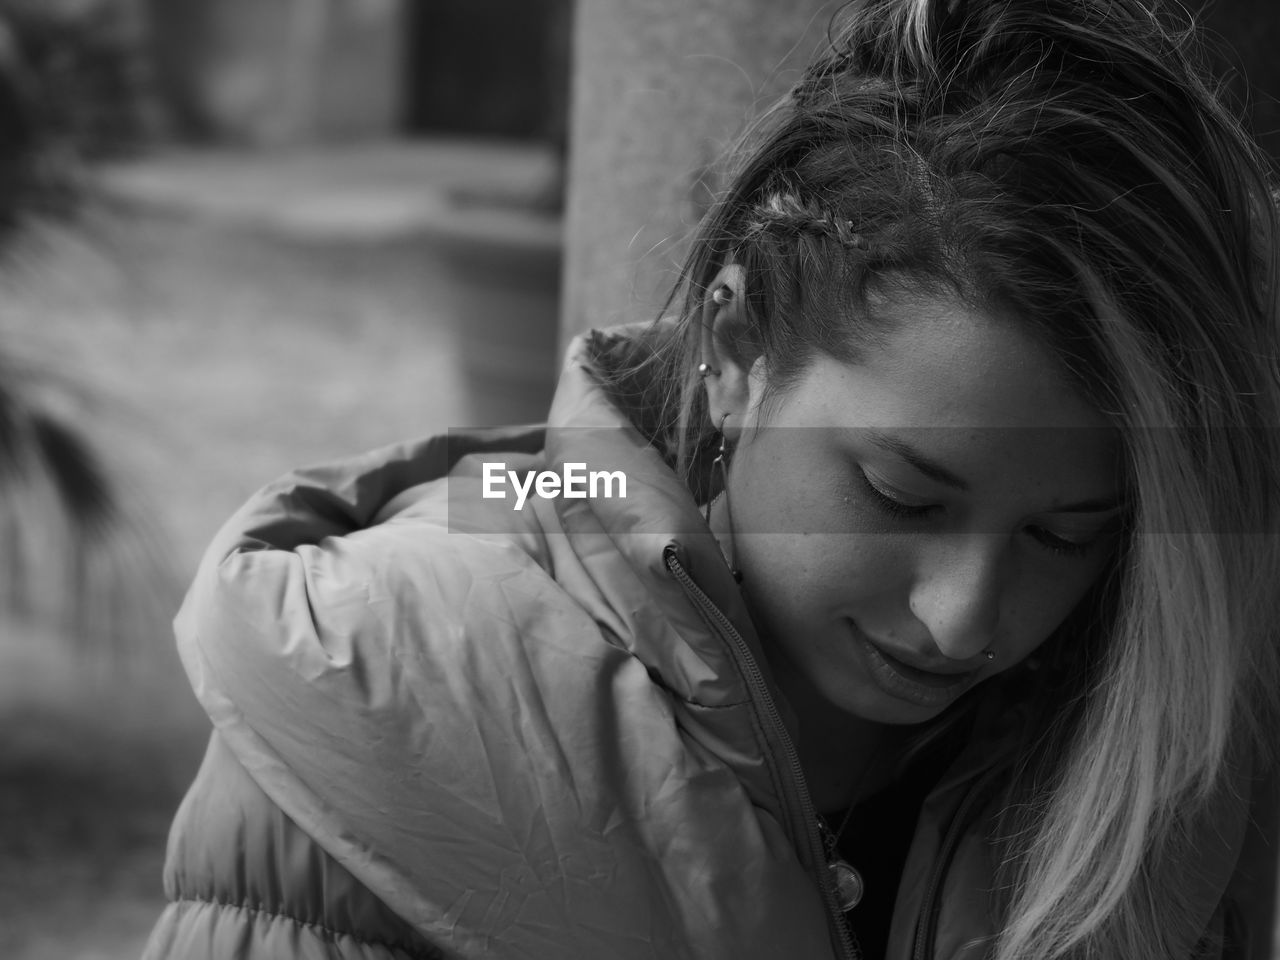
left=908, top=536, right=1004, bottom=661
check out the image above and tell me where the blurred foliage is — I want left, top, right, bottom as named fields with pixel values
left=0, top=0, right=153, bottom=164
left=0, top=350, right=175, bottom=649
left=0, top=15, right=71, bottom=244
left=0, top=1, right=174, bottom=650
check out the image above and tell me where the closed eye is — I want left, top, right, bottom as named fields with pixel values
left=858, top=469, right=940, bottom=520
left=1025, top=513, right=1123, bottom=557
left=1025, top=525, right=1096, bottom=557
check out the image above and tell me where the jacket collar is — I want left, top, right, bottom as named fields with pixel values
left=539, top=323, right=774, bottom=711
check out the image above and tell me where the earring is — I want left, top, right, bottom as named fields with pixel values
left=983, top=649, right=996, bottom=661
left=711, top=286, right=732, bottom=306
left=703, top=414, right=728, bottom=527
left=706, top=413, right=743, bottom=584
left=698, top=361, right=720, bottom=378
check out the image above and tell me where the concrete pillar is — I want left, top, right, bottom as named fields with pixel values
left=560, top=0, right=841, bottom=345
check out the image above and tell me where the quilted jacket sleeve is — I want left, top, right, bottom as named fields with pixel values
left=145, top=732, right=445, bottom=960
left=146, top=433, right=543, bottom=960
left=176, top=508, right=666, bottom=955
left=145, top=432, right=545, bottom=957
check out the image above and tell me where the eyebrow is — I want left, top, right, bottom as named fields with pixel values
left=863, top=429, right=1125, bottom=514
left=865, top=431, right=970, bottom=492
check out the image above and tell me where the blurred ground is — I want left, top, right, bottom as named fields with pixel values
left=0, top=138, right=561, bottom=959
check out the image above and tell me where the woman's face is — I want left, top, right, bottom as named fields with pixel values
left=718, top=291, right=1123, bottom=725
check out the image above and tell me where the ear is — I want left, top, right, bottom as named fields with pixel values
left=698, top=263, right=765, bottom=439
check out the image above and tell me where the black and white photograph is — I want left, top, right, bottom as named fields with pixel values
left=1, top=1, right=1278, bottom=958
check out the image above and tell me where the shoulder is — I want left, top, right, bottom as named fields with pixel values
left=178, top=439, right=569, bottom=689
left=178, top=448, right=608, bottom=737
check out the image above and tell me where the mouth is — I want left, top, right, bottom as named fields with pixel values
left=851, top=622, right=980, bottom=709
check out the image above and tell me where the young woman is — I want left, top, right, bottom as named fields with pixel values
left=144, top=0, right=1280, bottom=958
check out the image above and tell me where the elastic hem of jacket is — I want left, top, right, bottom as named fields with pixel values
left=676, top=696, right=750, bottom=710
left=167, top=894, right=442, bottom=959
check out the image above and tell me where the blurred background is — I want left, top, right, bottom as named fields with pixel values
left=0, top=1, right=1275, bottom=958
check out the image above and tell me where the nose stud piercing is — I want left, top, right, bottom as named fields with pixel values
left=698, top=362, right=721, bottom=378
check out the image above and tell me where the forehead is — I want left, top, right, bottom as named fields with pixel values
left=772, top=292, right=1121, bottom=497
left=802, top=291, right=1111, bottom=431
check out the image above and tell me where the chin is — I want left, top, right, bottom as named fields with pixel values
left=814, top=678, right=940, bottom=726
left=850, top=694, right=945, bottom=726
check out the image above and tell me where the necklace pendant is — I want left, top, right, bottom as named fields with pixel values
left=828, top=858, right=864, bottom=911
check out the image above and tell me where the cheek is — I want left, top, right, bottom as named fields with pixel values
left=1000, top=557, right=1112, bottom=659
left=822, top=535, right=916, bottom=602
left=739, top=533, right=916, bottom=615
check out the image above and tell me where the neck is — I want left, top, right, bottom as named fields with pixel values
left=771, top=648, right=909, bottom=813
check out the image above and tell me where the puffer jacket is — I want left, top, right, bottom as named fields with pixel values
left=143, top=328, right=1265, bottom=960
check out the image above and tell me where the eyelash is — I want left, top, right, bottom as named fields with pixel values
left=1025, top=527, right=1096, bottom=557
left=856, top=469, right=1100, bottom=557
left=857, top=470, right=938, bottom=520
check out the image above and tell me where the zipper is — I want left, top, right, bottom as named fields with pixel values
left=912, top=766, right=1006, bottom=960
left=663, top=544, right=859, bottom=960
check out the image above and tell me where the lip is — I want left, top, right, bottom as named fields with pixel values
left=851, top=623, right=979, bottom=709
